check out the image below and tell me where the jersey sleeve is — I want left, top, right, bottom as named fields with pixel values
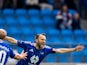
left=45, top=45, right=55, bottom=54
left=9, top=48, right=15, bottom=58
left=17, top=40, right=31, bottom=49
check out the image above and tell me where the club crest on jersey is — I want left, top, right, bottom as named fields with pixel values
left=30, top=55, right=39, bottom=64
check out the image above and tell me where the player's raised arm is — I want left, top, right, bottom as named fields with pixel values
left=53, top=45, right=84, bottom=53
left=4, top=36, right=18, bottom=44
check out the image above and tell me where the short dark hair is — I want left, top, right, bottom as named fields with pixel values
left=35, top=33, right=46, bottom=39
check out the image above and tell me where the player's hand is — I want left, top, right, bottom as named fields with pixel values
left=20, top=50, right=27, bottom=60
left=75, top=45, right=84, bottom=51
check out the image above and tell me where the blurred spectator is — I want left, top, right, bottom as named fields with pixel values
left=25, top=0, right=40, bottom=9
left=53, top=0, right=62, bottom=9
left=39, top=0, right=53, bottom=10
left=71, top=12, right=81, bottom=30
left=56, top=4, right=72, bottom=30
left=13, top=0, right=17, bottom=9
left=79, top=0, right=87, bottom=18
left=64, top=0, right=77, bottom=10
left=2, top=0, right=14, bottom=8
left=0, top=0, right=3, bottom=9
left=2, top=0, right=24, bottom=9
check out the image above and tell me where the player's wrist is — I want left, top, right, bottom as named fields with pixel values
left=74, top=48, right=77, bottom=51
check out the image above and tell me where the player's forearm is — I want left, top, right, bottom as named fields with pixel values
left=4, top=36, right=17, bottom=44
left=55, top=48, right=76, bottom=53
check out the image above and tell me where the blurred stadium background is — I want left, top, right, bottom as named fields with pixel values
left=0, top=0, right=87, bottom=65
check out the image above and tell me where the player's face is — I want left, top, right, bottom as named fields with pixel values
left=62, top=5, right=67, bottom=12
left=36, top=35, right=46, bottom=46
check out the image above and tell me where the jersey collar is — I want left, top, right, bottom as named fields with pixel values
left=0, top=39, right=4, bottom=43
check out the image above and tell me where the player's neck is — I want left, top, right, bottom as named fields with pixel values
left=36, top=43, right=43, bottom=50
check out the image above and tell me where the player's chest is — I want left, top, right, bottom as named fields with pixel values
left=25, top=47, right=47, bottom=64
left=27, top=48, right=46, bottom=57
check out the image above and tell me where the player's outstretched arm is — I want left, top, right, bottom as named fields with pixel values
left=14, top=50, right=27, bottom=60
left=53, top=45, right=84, bottom=53
left=4, top=36, right=17, bottom=44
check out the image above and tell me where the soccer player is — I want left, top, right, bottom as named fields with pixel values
left=0, top=29, right=27, bottom=65
left=2, top=31, right=84, bottom=65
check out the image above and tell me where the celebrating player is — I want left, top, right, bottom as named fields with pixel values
left=1, top=29, right=84, bottom=65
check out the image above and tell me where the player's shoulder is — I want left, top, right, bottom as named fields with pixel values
left=0, top=42, right=9, bottom=47
left=19, top=40, right=36, bottom=46
left=23, top=41, right=35, bottom=45
left=23, top=41, right=31, bottom=44
left=44, top=45, right=52, bottom=49
left=0, top=42, right=11, bottom=52
left=18, top=40, right=31, bottom=44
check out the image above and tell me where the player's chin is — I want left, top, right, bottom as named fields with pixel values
left=0, top=36, right=6, bottom=39
left=42, top=43, right=45, bottom=46
left=41, top=45, right=44, bottom=47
